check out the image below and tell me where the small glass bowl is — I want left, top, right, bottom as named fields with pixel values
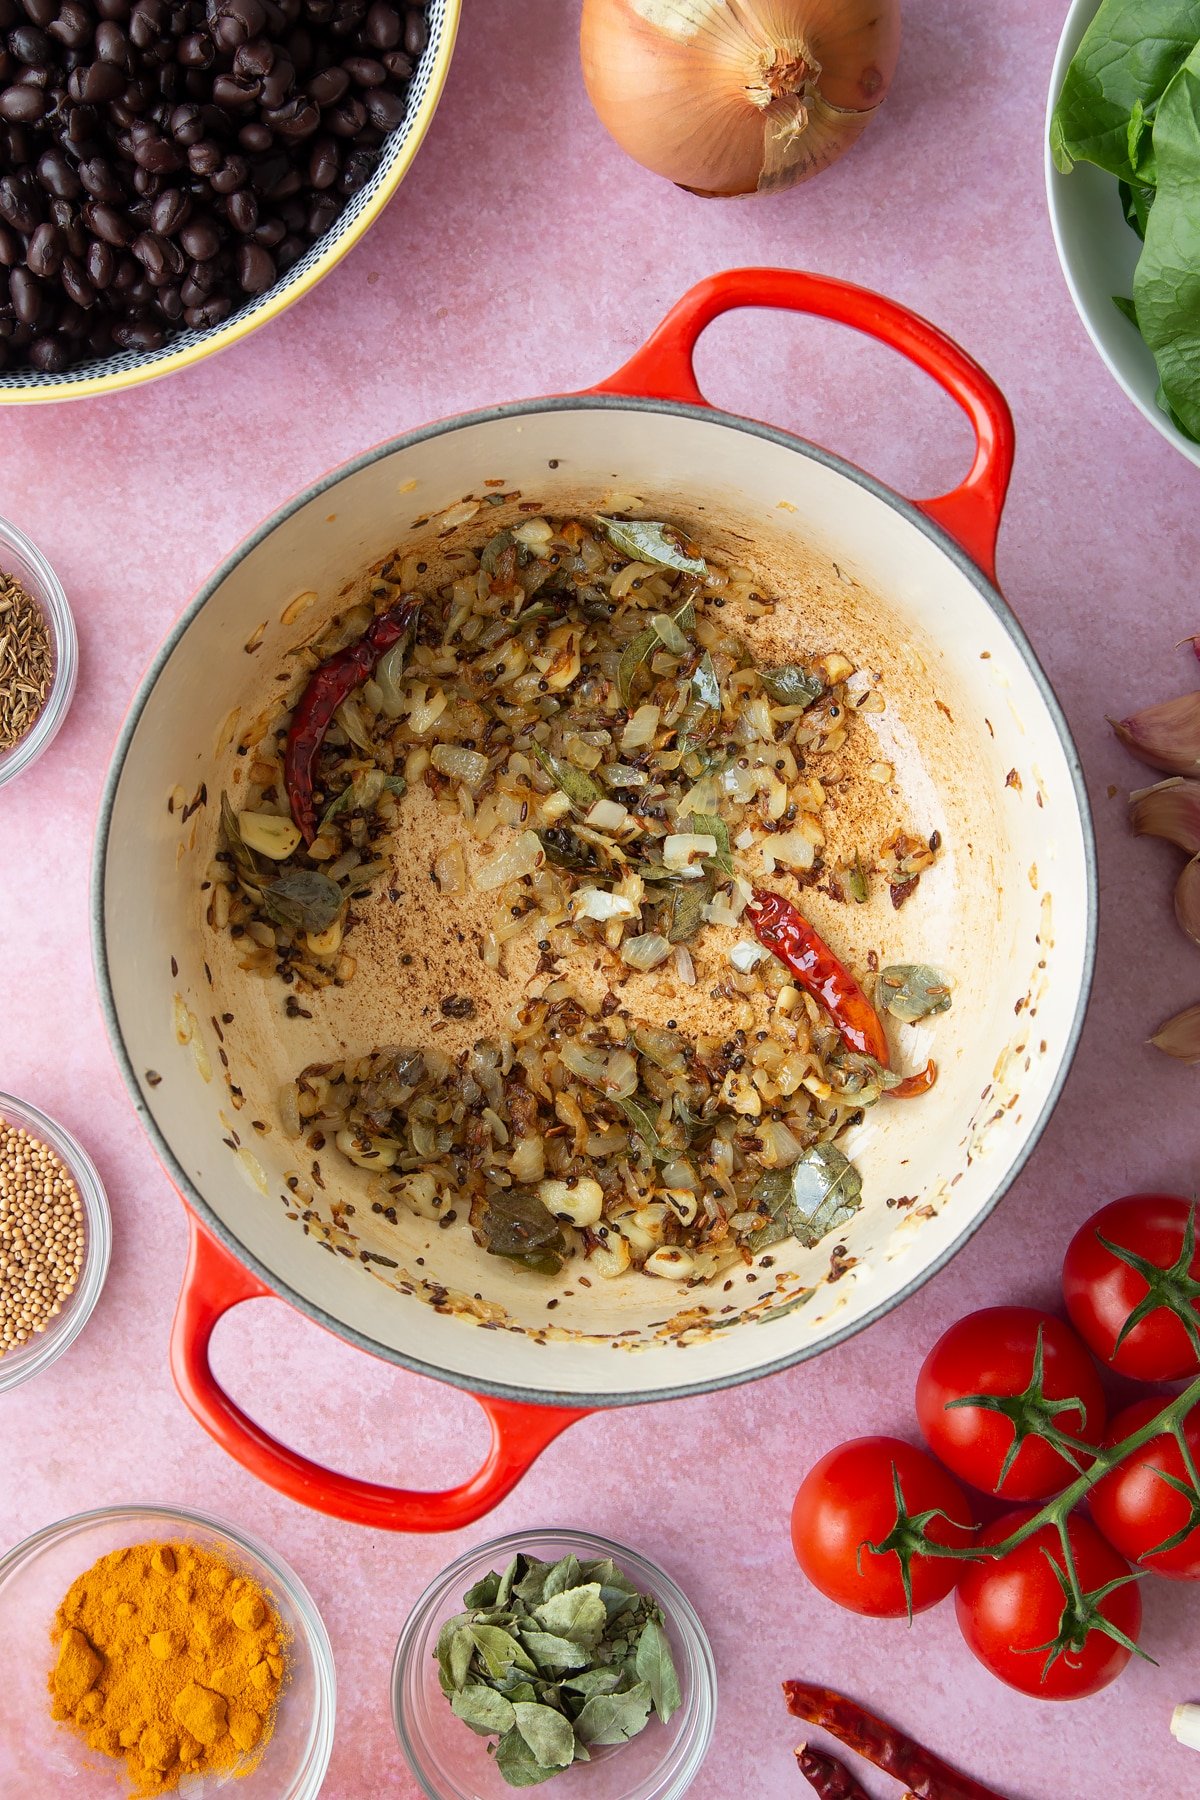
left=0, top=1504, right=335, bottom=1797
left=392, top=1528, right=716, bottom=1800
left=0, top=514, right=78, bottom=790
left=0, top=1091, right=111, bottom=1394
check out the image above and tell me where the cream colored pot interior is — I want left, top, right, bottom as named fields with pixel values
left=99, top=403, right=1092, bottom=1403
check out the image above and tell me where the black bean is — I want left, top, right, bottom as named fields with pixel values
left=155, top=281, right=182, bottom=318
left=259, top=57, right=293, bottom=107
left=176, top=30, right=213, bottom=67
left=26, top=220, right=63, bottom=276
left=307, top=192, right=337, bottom=236
left=344, top=55, right=385, bottom=86
left=150, top=185, right=188, bottom=232
left=86, top=237, right=116, bottom=286
left=79, top=157, right=124, bottom=200
left=84, top=200, right=133, bottom=245
left=83, top=61, right=128, bottom=102
left=403, top=5, right=426, bottom=57
left=380, top=49, right=411, bottom=79
left=50, top=1, right=94, bottom=48
left=0, top=221, right=18, bottom=263
left=363, top=86, right=404, bottom=132
left=226, top=186, right=256, bottom=231
left=212, top=71, right=259, bottom=108
left=94, top=21, right=128, bottom=65
left=186, top=137, right=220, bottom=174
left=305, top=63, right=346, bottom=106
left=365, top=2, right=401, bottom=50
left=236, top=118, right=271, bottom=150
left=0, top=175, right=41, bottom=231
left=178, top=215, right=219, bottom=258
left=132, top=129, right=180, bottom=171
left=21, top=0, right=58, bottom=28
left=9, top=265, right=41, bottom=323
left=9, top=25, right=53, bottom=63
left=112, top=316, right=164, bottom=349
left=60, top=254, right=95, bottom=306
left=37, top=149, right=82, bottom=198
left=0, top=81, right=48, bottom=122
left=249, top=213, right=283, bottom=245
left=28, top=333, right=69, bottom=370
left=267, top=95, right=317, bottom=137
left=325, top=94, right=364, bottom=136
left=184, top=292, right=230, bottom=326
left=234, top=36, right=273, bottom=78
left=236, top=240, right=273, bottom=291
left=168, top=100, right=203, bottom=141
left=307, top=133, right=337, bottom=188
left=208, top=153, right=247, bottom=193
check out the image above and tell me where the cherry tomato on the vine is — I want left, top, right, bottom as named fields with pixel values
left=1062, top=1194, right=1200, bottom=1381
left=915, top=1306, right=1106, bottom=1500
left=791, top=1436, right=975, bottom=1618
left=1090, top=1398, right=1200, bottom=1580
left=955, top=1509, right=1142, bottom=1700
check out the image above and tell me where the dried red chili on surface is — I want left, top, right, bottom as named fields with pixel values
left=795, top=1743, right=871, bottom=1799
left=284, top=599, right=420, bottom=843
left=784, top=1683, right=1008, bottom=1800
left=746, top=889, right=890, bottom=1064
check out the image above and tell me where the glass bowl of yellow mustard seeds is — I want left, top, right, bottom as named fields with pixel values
left=0, top=1504, right=335, bottom=1797
left=0, top=1092, right=112, bottom=1395
left=0, top=514, right=78, bottom=792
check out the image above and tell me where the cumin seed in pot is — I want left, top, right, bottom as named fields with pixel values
left=0, top=571, right=53, bottom=752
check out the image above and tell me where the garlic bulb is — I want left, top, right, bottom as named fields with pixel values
left=580, top=0, right=901, bottom=198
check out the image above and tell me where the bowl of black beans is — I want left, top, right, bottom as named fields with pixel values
left=0, top=0, right=457, bottom=398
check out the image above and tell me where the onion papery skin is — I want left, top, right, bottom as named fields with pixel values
left=580, top=0, right=901, bottom=198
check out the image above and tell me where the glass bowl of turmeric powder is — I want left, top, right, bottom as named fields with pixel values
left=0, top=1503, right=335, bottom=1797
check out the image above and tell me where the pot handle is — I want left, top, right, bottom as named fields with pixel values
left=589, top=267, right=1015, bottom=585
left=171, top=1214, right=590, bottom=1531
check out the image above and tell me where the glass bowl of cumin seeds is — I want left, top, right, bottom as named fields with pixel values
left=0, top=1093, right=111, bottom=1394
left=0, top=515, right=78, bottom=792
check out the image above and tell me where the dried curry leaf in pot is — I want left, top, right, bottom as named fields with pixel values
left=758, top=664, right=824, bottom=708
left=479, top=1188, right=567, bottom=1274
left=596, top=517, right=708, bottom=576
left=877, top=964, right=953, bottom=1022
left=260, top=870, right=345, bottom=934
left=751, top=1143, right=863, bottom=1250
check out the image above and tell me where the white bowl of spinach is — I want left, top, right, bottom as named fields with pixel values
left=1046, top=0, right=1200, bottom=465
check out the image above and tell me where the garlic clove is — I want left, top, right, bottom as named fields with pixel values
left=1171, top=1703, right=1200, bottom=1750
left=1129, top=778, right=1200, bottom=855
left=1111, top=691, right=1200, bottom=774
left=1176, top=856, right=1200, bottom=948
left=1150, top=1002, right=1200, bottom=1063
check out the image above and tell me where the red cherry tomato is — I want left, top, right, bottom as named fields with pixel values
left=955, top=1509, right=1141, bottom=1699
left=791, top=1436, right=976, bottom=1618
left=1062, top=1194, right=1200, bottom=1381
left=1090, top=1398, right=1200, bottom=1580
left=915, top=1306, right=1106, bottom=1500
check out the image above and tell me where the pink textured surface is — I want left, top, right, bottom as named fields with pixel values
left=1, top=2, right=1197, bottom=1796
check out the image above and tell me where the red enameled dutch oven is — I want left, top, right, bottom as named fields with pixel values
left=94, top=269, right=1096, bottom=1530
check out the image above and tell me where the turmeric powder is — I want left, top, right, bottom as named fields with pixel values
left=48, top=1539, right=287, bottom=1795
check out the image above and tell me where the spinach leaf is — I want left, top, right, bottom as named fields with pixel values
left=1050, top=0, right=1200, bottom=181
left=1118, top=178, right=1156, bottom=240
left=1133, top=46, right=1200, bottom=442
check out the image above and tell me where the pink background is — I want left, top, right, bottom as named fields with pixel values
left=2, top=2, right=1198, bottom=1795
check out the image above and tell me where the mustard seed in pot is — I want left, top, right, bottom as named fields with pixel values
left=0, top=1117, right=85, bottom=1353
left=0, top=571, right=53, bottom=752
